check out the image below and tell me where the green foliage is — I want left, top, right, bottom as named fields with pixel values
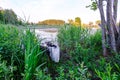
left=56, top=62, right=91, bottom=80
left=0, top=24, right=24, bottom=78
left=0, top=8, right=24, bottom=25
left=1, top=24, right=120, bottom=80
left=57, top=25, right=108, bottom=79
left=35, top=68, right=52, bottom=80
left=86, top=0, right=98, bottom=11
left=0, top=24, right=50, bottom=79
left=58, top=25, right=102, bottom=64
left=0, top=10, right=4, bottom=23
left=23, top=29, right=43, bottom=80
left=0, top=55, right=16, bottom=80
left=58, top=25, right=90, bottom=54
left=58, top=26, right=119, bottom=80
left=72, top=44, right=95, bottom=64
left=3, top=9, right=18, bottom=24
left=95, top=63, right=118, bottom=80
left=87, top=30, right=102, bottom=52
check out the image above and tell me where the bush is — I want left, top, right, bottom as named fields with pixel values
left=87, top=29, right=102, bottom=52
left=0, top=24, right=24, bottom=78
left=0, top=55, right=17, bottom=80
left=0, top=24, right=51, bottom=79
left=57, top=25, right=103, bottom=79
left=95, top=63, right=119, bottom=80
left=58, top=25, right=102, bottom=63
left=56, top=62, right=91, bottom=80
left=58, top=25, right=90, bottom=53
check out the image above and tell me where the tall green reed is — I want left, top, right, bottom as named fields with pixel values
left=23, top=29, right=44, bottom=80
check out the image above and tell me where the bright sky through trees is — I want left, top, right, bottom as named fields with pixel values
left=0, top=0, right=120, bottom=23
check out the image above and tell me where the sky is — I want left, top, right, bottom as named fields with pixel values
left=0, top=0, right=120, bottom=23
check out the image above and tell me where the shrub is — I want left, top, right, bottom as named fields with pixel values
left=56, top=62, right=91, bottom=80
left=58, top=25, right=90, bottom=54
left=0, top=24, right=50, bottom=79
left=95, top=63, right=118, bottom=80
left=0, top=24, right=24, bottom=78
left=57, top=25, right=103, bottom=79
left=0, top=55, right=16, bottom=80
left=87, top=29, right=102, bottom=52
left=58, top=25, right=102, bottom=63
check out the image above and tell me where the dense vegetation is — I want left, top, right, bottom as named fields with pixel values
left=0, top=0, right=120, bottom=79
left=57, top=25, right=120, bottom=80
left=0, top=8, right=29, bottom=25
left=0, top=24, right=51, bottom=80
left=0, top=24, right=120, bottom=80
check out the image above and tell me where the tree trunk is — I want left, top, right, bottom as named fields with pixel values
left=112, top=0, right=120, bottom=52
left=98, top=0, right=107, bottom=56
left=94, top=0, right=119, bottom=55
left=106, top=0, right=117, bottom=53
left=112, top=0, right=119, bottom=40
left=113, top=0, right=118, bottom=23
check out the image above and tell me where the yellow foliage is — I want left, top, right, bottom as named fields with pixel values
left=75, top=17, right=81, bottom=26
left=68, top=19, right=74, bottom=24
left=68, top=17, right=81, bottom=27
left=95, top=20, right=101, bottom=25
left=38, top=19, right=65, bottom=26
left=73, top=22, right=81, bottom=27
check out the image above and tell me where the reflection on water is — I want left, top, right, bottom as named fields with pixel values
left=35, top=28, right=58, bottom=43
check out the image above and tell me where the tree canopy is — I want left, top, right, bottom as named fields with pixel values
left=0, top=8, right=22, bottom=25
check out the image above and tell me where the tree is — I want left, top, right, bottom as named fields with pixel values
left=95, top=20, right=101, bottom=25
left=75, top=17, right=81, bottom=26
left=0, top=7, right=4, bottom=23
left=38, top=19, right=65, bottom=26
left=4, top=9, right=18, bottom=24
left=88, top=0, right=120, bottom=56
left=89, top=21, right=94, bottom=27
left=68, top=19, right=74, bottom=24
left=0, top=10, right=4, bottom=23
left=68, top=17, right=82, bottom=27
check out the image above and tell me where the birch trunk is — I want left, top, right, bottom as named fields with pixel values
left=106, top=0, right=117, bottom=52
left=98, top=0, right=107, bottom=56
left=113, top=0, right=118, bottom=23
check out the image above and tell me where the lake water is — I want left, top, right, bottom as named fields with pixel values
left=35, top=28, right=58, bottom=44
left=35, top=28, right=60, bottom=62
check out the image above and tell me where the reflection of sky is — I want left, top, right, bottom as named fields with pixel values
left=35, top=29, right=57, bottom=43
left=0, top=0, right=120, bottom=23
